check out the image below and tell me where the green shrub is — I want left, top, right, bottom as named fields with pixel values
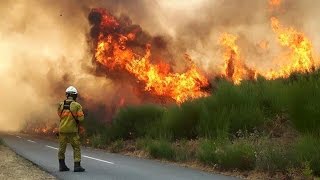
left=287, top=79, right=320, bottom=136
left=197, top=81, right=266, bottom=138
left=112, top=105, right=164, bottom=139
left=256, top=143, right=292, bottom=172
left=255, top=78, right=288, bottom=117
left=197, top=139, right=256, bottom=170
left=82, top=116, right=113, bottom=144
left=135, top=137, right=152, bottom=150
left=218, top=141, right=256, bottom=170
left=83, top=112, right=110, bottom=136
left=293, top=136, right=320, bottom=176
left=197, top=104, right=230, bottom=138
left=196, top=139, right=220, bottom=166
left=90, top=134, right=109, bottom=148
left=160, top=99, right=204, bottom=139
left=174, top=140, right=192, bottom=162
left=147, top=140, right=175, bottom=160
left=0, top=138, right=3, bottom=145
left=110, top=139, right=124, bottom=153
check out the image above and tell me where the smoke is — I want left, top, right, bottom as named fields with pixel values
left=0, top=0, right=95, bottom=131
left=161, top=0, right=320, bottom=74
left=0, top=0, right=319, bottom=132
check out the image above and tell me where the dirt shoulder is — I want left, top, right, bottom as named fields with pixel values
left=0, top=145, right=56, bottom=180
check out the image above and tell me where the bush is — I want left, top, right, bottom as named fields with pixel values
left=255, top=78, right=288, bottom=118
left=160, top=99, right=204, bottom=139
left=112, top=105, right=164, bottom=139
left=196, top=139, right=220, bottom=166
left=110, top=139, right=124, bottom=153
left=135, top=138, right=150, bottom=150
left=197, top=102, right=230, bottom=138
left=90, top=134, right=109, bottom=148
left=197, top=81, right=266, bottom=138
left=0, top=138, right=3, bottom=145
left=147, top=140, right=175, bottom=160
left=174, top=140, right=192, bottom=162
left=82, top=116, right=112, bottom=144
left=220, top=141, right=256, bottom=170
left=82, top=112, right=110, bottom=137
left=256, top=143, right=293, bottom=172
left=287, top=79, right=320, bottom=136
left=197, top=139, right=256, bottom=170
left=293, top=136, right=320, bottom=176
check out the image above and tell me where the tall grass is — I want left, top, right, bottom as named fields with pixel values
left=159, top=99, right=205, bottom=139
left=111, top=104, right=164, bottom=139
left=147, top=139, right=175, bottom=160
left=197, top=138, right=256, bottom=170
left=109, top=71, right=320, bottom=140
left=287, top=76, right=320, bottom=136
left=293, top=136, right=320, bottom=176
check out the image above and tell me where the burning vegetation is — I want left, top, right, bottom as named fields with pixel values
left=21, top=0, right=320, bottom=135
left=219, top=33, right=257, bottom=85
left=88, top=9, right=210, bottom=103
left=87, top=5, right=319, bottom=100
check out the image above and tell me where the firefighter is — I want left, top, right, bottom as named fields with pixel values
left=57, top=86, right=85, bottom=172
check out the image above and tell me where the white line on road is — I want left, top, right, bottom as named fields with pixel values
left=46, top=145, right=59, bottom=150
left=16, top=136, right=22, bottom=139
left=27, top=140, right=36, bottom=143
left=83, top=155, right=115, bottom=165
left=44, top=145, right=114, bottom=165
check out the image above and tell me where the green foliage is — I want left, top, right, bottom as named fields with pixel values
left=106, top=70, right=320, bottom=140
left=293, top=136, right=320, bottom=176
left=90, top=134, right=109, bottom=148
left=112, top=105, right=164, bottom=139
left=135, top=138, right=151, bottom=150
left=147, top=140, right=175, bottom=160
left=174, top=139, right=192, bottom=162
left=110, top=139, right=124, bottom=153
left=160, top=99, right=204, bottom=139
left=302, top=161, right=314, bottom=179
left=196, top=139, right=220, bottom=166
left=197, top=81, right=267, bottom=138
left=256, top=143, right=293, bottom=172
left=197, top=139, right=256, bottom=171
left=287, top=78, right=320, bottom=136
left=0, top=138, right=3, bottom=145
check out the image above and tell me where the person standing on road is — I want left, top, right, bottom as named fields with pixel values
left=57, top=86, right=85, bottom=172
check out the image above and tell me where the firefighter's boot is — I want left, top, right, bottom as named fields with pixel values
left=74, top=162, right=85, bottom=172
left=59, top=159, right=70, bottom=171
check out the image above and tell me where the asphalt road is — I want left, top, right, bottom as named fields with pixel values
left=2, top=134, right=239, bottom=180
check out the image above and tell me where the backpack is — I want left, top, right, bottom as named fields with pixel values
left=60, top=100, right=80, bottom=128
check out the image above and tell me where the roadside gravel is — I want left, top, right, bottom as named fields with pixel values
left=0, top=145, right=56, bottom=180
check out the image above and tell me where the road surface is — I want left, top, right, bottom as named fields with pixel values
left=2, top=134, right=239, bottom=180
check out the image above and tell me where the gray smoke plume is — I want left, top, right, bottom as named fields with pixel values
left=0, top=0, right=319, bottom=132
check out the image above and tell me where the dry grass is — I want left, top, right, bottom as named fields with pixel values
left=0, top=145, right=56, bottom=180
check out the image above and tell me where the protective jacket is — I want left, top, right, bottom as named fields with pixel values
left=57, top=97, right=84, bottom=133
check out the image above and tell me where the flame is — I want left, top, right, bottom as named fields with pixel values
left=92, top=9, right=209, bottom=103
left=263, top=17, right=315, bottom=79
left=219, top=33, right=256, bottom=84
left=269, top=0, right=281, bottom=7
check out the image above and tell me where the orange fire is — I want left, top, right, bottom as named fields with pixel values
left=219, top=33, right=256, bottom=84
left=269, top=0, right=281, bottom=7
left=263, top=17, right=316, bottom=79
left=92, top=9, right=209, bottom=103
left=29, top=126, right=58, bottom=135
